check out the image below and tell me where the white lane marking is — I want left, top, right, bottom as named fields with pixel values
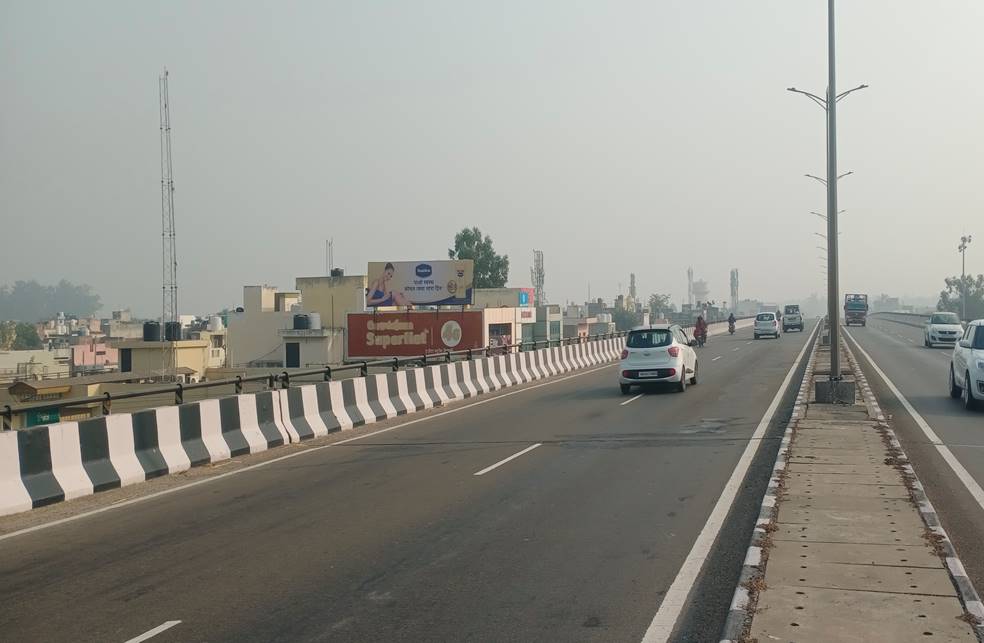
left=0, top=363, right=617, bottom=543
left=746, top=341, right=753, bottom=345
left=640, top=320, right=818, bottom=643
left=843, top=328, right=984, bottom=512
left=620, top=394, right=644, bottom=406
left=712, top=356, right=723, bottom=362
left=733, top=347, right=740, bottom=352
left=473, top=443, right=543, bottom=476
left=123, top=621, right=182, bottom=643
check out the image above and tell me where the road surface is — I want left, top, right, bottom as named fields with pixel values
left=0, top=326, right=815, bottom=643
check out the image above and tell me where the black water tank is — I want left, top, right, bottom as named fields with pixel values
left=330, top=267, right=344, bottom=277
left=143, top=321, right=161, bottom=342
left=293, top=314, right=311, bottom=330
left=164, top=321, right=182, bottom=341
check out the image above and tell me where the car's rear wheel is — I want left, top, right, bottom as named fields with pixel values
left=963, top=371, right=978, bottom=410
left=949, top=366, right=962, bottom=399
left=676, top=369, right=687, bottom=393
left=620, top=383, right=631, bottom=395
left=690, top=361, right=699, bottom=385
left=754, top=334, right=760, bottom=340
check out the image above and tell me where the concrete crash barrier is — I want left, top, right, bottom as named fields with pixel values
left=0, top=336, right=626, bottom=517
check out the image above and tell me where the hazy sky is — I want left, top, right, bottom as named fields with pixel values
left=2, top=1, right=982, bottom=316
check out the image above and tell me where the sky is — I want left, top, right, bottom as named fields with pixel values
left=2, top=1, right=982, bottom=317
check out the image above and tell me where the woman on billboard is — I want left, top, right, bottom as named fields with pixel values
left=367, top=262, right=410, bottom=307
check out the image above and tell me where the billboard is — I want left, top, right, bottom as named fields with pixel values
left=366, top=260, right=474, bottom=307
left=347, top=311, right=484, bottom=358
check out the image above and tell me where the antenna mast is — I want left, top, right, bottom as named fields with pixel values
left=531, top=249, right=545, bottom=305
left=159, top=68, right=178, bottom=380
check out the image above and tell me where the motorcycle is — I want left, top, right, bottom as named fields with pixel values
left=696, top=329, right=707, bottom=348
left=728, top=321, right=736, bottom=335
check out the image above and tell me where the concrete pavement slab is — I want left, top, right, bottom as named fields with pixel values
left=778, top=505, right=927, bottom=533
left=788, top=480, right=911, bottom=499
left=768, top=540, right=941, bottom=568
left=773, top=521, right=927, bottom=546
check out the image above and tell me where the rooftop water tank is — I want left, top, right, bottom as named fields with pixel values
left=293, top=314, right=311, bottom=330
left=143, top=321, right=161, bottom=342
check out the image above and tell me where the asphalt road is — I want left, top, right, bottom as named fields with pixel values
left=0, top=325, right=814, bottom=643
left=845, top=317, right=984, bottom=599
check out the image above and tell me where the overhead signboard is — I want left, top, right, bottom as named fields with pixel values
left=347, top=311, right=484, bottom=358
left=366, top=260, right=474, bottom=308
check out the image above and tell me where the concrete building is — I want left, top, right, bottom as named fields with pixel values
left=296, top=274, right=367, bottom=330
left=226, top=286, right=299, bottom=368
left=533, top=305, right=562, bottom=343
left=103, top=309, right=146, bottom=340
left=472, top=287, right=535, bottom=309
left=482, top=306, right=537, bottom=348
left=116, top=333, right=225, bottom=382
left=0, top=348, right=72, bottom=383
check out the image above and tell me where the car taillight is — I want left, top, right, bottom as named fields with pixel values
left=620, top=349, right=629, bottom=360
left=622, top=370, right=631, bottom=378
left=667, top=346, right=680, bottom=357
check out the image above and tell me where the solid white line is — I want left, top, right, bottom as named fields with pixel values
left=640, top=320, right=818, bottom=643
left=0, top=363, right=616, bottom=543
left=620, top=394, right=644, bottom=406
left=843, top=328, right=984, bottom=512
left=123, top=621, right=182, bottom=643
left=745, top=341, right=752, bottom=345
left=733, top=347, right=740, bottom=352
left=473, top=443, right=542, bottom=476
left=712, top=356, right=723, bottom=362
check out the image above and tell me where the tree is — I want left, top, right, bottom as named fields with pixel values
left=648, top=293, right=674, bottom=317
left=0, top=321, right=15, bottom=350
left=0, top=279, right=101, bottom=321
left=612, top=308, right=642, bottom=332
left=938, top=274, right=984, bottom=320
left=448, top=227, right=509, bottom=289
left=11, top=323, right=42, bottom=350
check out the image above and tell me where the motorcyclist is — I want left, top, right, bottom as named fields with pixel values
left=694, top=315, right=708, bottom=346
left=728, top=312, right=736, bottom=330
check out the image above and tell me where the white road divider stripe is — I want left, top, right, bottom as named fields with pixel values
left=473, top=443, right=543, bottom=476
left=640, top=320, right=819, bottom=643
left=712, top=356, right=723, bottom=362
left=620, top=394, right=644, bottom=406
left=123, top=620, right=182, bottom=643
left=843, top=328, right=984, bottom=513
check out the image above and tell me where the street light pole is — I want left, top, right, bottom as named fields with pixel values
left=789, top=0, right=867, bottom=383
left=959, top=235, right=973, bottom=321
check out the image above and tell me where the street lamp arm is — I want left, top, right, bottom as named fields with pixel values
left=837, top=170, right=854, bottom=180
left=805, top=173, right=828, bottom=186
left=835, top=84, right=869, bottom=103
left=787, top=87, right=828, bottom=109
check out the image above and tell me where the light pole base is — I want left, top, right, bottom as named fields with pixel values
left=815, top=375, right=856, bottom=404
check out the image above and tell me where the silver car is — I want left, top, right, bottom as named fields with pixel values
left=619, top=324, right=698, bottom=394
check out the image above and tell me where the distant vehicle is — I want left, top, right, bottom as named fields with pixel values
left=754, top=312, right=781, bottom=340
left=783, top=304, right=804, bottom=332
left=619, top=324, right=698, bottom=394
left=949, top=319, right=984, bottom=410
left=924, top=312, right=963, bottom=348
left=844, top=294, right=869, bottom=326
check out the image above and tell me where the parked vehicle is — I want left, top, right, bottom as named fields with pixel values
left=949, top=319, right=984, bottom=410
left=619, top=324, right=698, bottom=394
left=844, top=294, right=869, bottom=326
left=782, top=304, right=804, bottom=332
left=924, top=311, right=963, bottom=348
left=754, top=312, right=781, bottom=340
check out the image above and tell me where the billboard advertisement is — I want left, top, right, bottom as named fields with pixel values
left=366, top=260, right=474, bottom=307
left=347, top=311, right=484, bottom=358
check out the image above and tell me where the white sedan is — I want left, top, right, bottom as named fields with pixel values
left=925, top=311, right=964, bottom=348
left=754, top=312, right=781, bottom=340
left=619, top=324, right=698, bottom=394
left=949, top=319, right=984, bottom=410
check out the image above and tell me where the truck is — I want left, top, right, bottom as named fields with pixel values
left=844, top=294, right=869, bottom=327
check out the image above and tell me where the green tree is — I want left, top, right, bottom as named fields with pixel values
left=647, top=293, right=674, bottom=317
left=448, top=227, right=509, bottom=288
left=12, top=323, right=42, bottom=350
left=0, top=279, right=101, bottom=321
left=612, top=308, right=642, bottom=331
left=938, top=274, right=984, bottom=320
left=0, top=321, right=16, bottom=350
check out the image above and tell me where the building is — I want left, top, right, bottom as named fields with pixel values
left=0, top=348, right=72, bottom=383
left=4, top=372, right=157, bottom=428
left=296, top=274, right=368, bottom=329
left=116, top=334, right=224, bottom=383
left=533, top=305, right=562, bottom=342
left=70, top=339, right=118, bottom=376
left=471, top=287, right=535, bottom=309
left=102, top=309, right=146, bottom=340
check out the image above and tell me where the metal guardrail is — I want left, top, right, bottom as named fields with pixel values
left=2, top=331, right=628, bottom=430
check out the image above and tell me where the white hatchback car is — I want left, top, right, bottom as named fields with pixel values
left=949, top=319, right=984, bottom=410
left=925, top=311, right=964, bottom=348
left=754, top=312, right=781, bottom=340
left=619, top=324, right=698, bottom=394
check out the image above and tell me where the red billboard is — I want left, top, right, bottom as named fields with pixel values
left=347, top=311, right=485, bottom=359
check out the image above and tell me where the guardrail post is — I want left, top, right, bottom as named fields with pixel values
left=323, top=366, right=332, bottom=382
left=267, top=374, right=275, bottom=389
left=467, top=348, right=473, bottom=361
left=281, top=371, right=290, bottom=389
left=445, top=351, right=451, bottom=363
left=2, top=405, right=11, bottom=431
left=360, top=361, right=368, bottom=377
left=392, top=358, right=399, bottom=372
left=101, top=392, right=112, bottom=416
left=175, top=382, right=184, bottom=406
left=235, top=375, right=244, bottom=395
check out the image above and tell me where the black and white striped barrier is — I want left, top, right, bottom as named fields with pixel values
left=0, top=337, right=624, bottom=517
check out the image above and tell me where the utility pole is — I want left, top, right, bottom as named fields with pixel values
left=959, top=235, right=973, bottom=321
left=159, top=68, right=178, bottom=381
left=788, top=0, right=867, bottom=383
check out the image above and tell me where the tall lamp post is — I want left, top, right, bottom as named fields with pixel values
left=788, top=0, right=867, bottom=380
left=959, top=235, right=973, bottom=321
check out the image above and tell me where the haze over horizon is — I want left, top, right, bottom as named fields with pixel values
left=2, top=1, right=981, bottom=317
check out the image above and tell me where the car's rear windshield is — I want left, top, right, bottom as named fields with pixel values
left=784, top=306, right=799, bottom=314
left=931, top=313, right=959, bottom=325
left=756, top=313, right=775, bottom=321
left=627, top=329, right=672, bottom=348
